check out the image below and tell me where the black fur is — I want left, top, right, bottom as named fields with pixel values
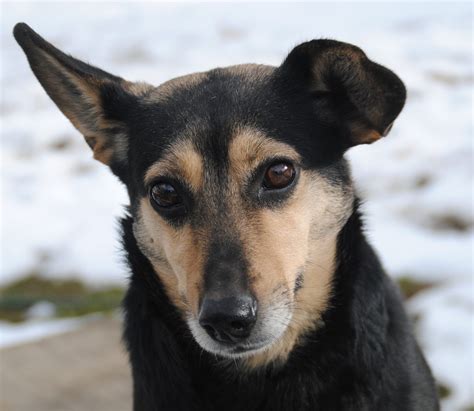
left=14, top=23, right=439, bottom=410
left=122, top=201, right=438, bottom=410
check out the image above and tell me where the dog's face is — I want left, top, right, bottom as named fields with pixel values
left=128, top=68, right=358, bottom=360
left=15, top=24, right=405, bottom=365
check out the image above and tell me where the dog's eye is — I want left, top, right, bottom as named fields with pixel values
left=150, top=183, right=182, bottom=208
left=263, top=162, right=295, bottom=190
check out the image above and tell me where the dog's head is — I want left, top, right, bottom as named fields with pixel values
left=15, top=23, right=405, bottom=365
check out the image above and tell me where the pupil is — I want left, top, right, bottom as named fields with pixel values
left=160, top=184, right=174, bottom=195
left=265, top=163, right=294, bottom=188
left=272, top=164, right=289, bottom=177
left=152, top=183, right=179, bottom=207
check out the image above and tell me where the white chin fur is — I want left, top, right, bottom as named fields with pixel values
left=186, top=303, right=292, bottom=359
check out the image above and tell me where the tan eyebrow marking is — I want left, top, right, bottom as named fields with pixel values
left=144, top=139, right=204, bottom=190
left=229, top=126, right=301, bottom=182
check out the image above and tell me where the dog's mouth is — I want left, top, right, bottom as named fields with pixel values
left=226, top=340, right=273, bottom=355
left=209, top=336, right=272, bottom=354
left=186, top=302, right=293, bottom=359
left=198, top=333, right=277, bottom=358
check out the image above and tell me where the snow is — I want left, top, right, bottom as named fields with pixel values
left=0, top=317, right=84, bottom=349
left=1, top=2, right=472, bottom=409
left=25, top=300, right=57, bottom=320
left=409, top=284, right=474, bottom=410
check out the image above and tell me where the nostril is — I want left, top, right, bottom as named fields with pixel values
left=230, top=320, right=246, bottom=332
left=201, top=322, right=233, bottom=343
left=202, top=324, right=216, bottom=336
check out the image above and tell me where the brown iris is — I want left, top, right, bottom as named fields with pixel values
left=150, top=182, right=181, bottom=208
left=263, top=162, right=296, bottom=189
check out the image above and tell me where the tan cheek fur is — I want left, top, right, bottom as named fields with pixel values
left=240, top=172, right=352, bottom=369
left=134, top=198, right=208, bottom=315
left=226, top=128, right=353, bottom=368
left=241, top=173, right=313, bottom=305
left=243, top=238, right=338, bottom=369
left=136, top=141, right=207, bottom=314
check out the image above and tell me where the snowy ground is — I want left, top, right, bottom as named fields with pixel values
left=0, top=317, right=84, bottom=349
left=1, top=2, right=472, bottom=410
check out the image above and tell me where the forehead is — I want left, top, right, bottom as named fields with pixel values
left=128, top=63, right=338, bottom=181
left=143, top=128, right=301, bottom=189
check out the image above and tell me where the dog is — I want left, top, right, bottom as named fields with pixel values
left=14, top=23, right=439, bottom=410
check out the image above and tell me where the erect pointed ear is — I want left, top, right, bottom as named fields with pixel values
left=279, top=39, right=406, bottom=148
left=13, top=23, right=152, bottom=179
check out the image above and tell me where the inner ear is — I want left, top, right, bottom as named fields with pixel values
left=280, top=39, right=406, bottom=148
left=13, top=23, right=153, bottom=179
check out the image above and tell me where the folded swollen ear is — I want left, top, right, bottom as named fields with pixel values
left=280, top=39, right=406, bottom=148
left=13, top=23, right=152, bottom=179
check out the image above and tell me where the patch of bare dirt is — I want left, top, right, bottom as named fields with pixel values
left=0, top=317, right=132, bottom=411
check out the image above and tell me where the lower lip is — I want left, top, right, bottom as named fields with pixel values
left=229, top=341, right=270, bottom=354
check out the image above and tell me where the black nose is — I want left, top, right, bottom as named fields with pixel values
left=198, top=295, right=257, bottom=343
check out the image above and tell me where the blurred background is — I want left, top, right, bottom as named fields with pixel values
left=1, top=2, right=472, bottom=410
